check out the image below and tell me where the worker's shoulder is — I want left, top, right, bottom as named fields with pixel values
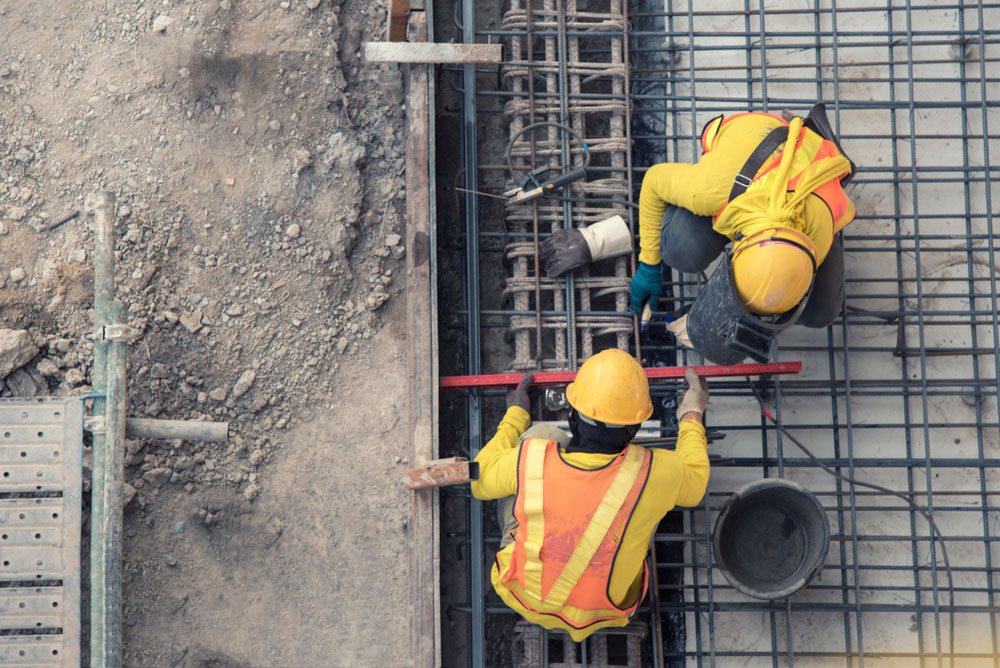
left=643, top=447, right=685, bottom=480
left=719, top=112, right=785, bottom=140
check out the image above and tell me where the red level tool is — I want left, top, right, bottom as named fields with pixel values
left=440, top=361, right=801, bottom=389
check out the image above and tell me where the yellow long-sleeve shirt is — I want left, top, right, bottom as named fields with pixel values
left=471, top=406, right=709, bottom=640
left=638, top=113, right=854, bottom=267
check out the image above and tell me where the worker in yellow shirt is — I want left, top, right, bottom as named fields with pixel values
left=630, top=103, right=857, bottom=364
left=471, top=349, right=710, bottom=641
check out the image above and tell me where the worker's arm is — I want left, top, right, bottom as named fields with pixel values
left=470, top=406, right=531, bottom=501
left=637, top=160, right=731, bottom=266
left=670, top=418, right=710, bottom=507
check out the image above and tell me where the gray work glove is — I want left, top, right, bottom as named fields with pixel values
left=541, top=215, right=632, bottom=278
left=505, top=373, right=535, bottom=412
left=676, top=368, right=709, bottom=420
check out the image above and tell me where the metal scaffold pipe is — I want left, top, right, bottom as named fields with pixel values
left=125, top=418, right=229, bottom=442
left=89, top=191, right=119, bottom=668
left=99, top=301, right=128, bottom=668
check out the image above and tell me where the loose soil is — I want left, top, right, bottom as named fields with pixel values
left=1, top=1, right=413, bottom=665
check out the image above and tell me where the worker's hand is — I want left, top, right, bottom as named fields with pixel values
left=630, top=262, right=663, bottom=316
left=666, top=314, right=694, bottom=349
left=505, top=373, right=535, bottom=413
left=541, top=216, right=632, bottom=278
left=676, top=368, right=709, bottom=421
left=540, top=228, right=591, bottom=278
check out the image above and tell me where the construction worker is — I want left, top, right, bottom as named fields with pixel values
left=629, top=104, right=856, bottom=363
left=471, top=349, right=710, bottom=641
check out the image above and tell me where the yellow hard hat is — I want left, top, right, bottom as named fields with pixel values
left=565, top=349, right=653, bottom=426
left=731, top=226, right=817, bottom=315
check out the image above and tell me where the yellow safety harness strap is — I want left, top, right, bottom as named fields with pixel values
left=541, top=445, right=646, bottom=608
left=520, top=440, right=548, bottom=600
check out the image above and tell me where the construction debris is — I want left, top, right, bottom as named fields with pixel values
left=0, top=329, right=39, bottom=378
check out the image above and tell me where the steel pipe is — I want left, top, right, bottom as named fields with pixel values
left=125, top=418, right=229, bottom=442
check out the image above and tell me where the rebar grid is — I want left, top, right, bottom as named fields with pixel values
left=640, top=1, right=1000, bottom=666
left=444, top=0, right=1000, bottom=666
left=501, top=0, right=636, bottom=372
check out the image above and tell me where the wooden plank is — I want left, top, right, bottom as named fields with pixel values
left=403, top=10, right=439, bottom=668
left=363, top=41, right=502, bottom=65
left=440, top=361, right=803, bottom=390
left=386, top=0, right=410, bottom=42
left=403, top=458, right=478, bottom=490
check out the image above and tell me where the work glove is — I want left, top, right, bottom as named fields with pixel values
left=505, top=373, right=535, bottom=413
left=540, top=215, right=632, bottom=278
left=629, top=262, right=662, bottom=316
left=676, top=368, right=709, bottom=420
left=666, top=314, right=694, bottom=349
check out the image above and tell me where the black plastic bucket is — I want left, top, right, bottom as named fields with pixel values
left=713, top=478, right=829, bottom=600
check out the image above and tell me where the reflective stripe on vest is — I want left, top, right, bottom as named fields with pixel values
left=712, top=113, right=855, bottom=235
left=502, top=438, right=651, bottom=624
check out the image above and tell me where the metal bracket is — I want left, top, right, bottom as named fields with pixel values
left=84, top=415, right=106, bottom=435
left=102, top=324, right=140, bottom=343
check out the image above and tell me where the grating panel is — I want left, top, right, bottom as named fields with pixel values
left=0, top=399, right=84, bottom=668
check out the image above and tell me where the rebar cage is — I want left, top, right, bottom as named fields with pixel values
left=440, top=0, right=1000, bottom=666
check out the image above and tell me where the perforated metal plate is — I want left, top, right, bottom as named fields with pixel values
left=0, top=399, right=83, bottom=667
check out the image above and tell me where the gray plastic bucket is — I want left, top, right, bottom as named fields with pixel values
left=713, top=478, right=829, bottom=600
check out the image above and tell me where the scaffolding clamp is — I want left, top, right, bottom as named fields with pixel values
left=84, top=415, right=107, bottom=435
left=102, top=323, right=140, bottom=343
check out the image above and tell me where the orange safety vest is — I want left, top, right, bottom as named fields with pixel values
left=702, top=112, right=856, bottom=243
left=497, top=437, right=652, bottom=632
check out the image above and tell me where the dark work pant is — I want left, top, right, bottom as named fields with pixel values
left=658, top=205, right=729, bottom=273
left=798, top=233, right=845, bottom=328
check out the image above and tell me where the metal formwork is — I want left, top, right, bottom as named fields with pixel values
left=0, top=399, right=83, bottom=667
left=441, top=0, right=1000, bottom=666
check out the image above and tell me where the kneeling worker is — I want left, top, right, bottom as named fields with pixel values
left=630, top=104, right=856, bottom=363
left=471, top=349, right=710, bottom=640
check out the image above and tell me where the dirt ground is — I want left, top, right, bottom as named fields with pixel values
left=1, top=0, right=414, bottom=665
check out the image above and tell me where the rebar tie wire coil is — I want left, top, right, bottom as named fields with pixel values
left=505, top=121, right=592, bottom=193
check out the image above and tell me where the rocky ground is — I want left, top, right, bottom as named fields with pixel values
left=1, top=1, right=414, bottom=665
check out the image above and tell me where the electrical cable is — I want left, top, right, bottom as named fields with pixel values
left=747, top=379, right=955, bottom=667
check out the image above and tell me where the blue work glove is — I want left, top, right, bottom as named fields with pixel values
left=630, top=262, right=663, bottom=316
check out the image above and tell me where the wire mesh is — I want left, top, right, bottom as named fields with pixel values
left=441, top=0, right=1000, bottom=666
left=638, top=1, right=1000, bottom=665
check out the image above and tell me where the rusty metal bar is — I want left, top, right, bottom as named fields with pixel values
left=386, top=0, right=410, bottom=41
